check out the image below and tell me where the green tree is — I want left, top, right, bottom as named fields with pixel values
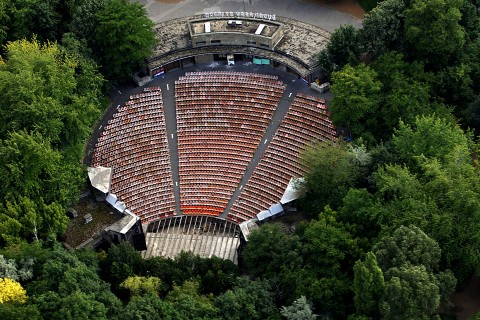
left=373, top=226, right=441, bottom=272
left=34, top=290, right=108, bottom=320
left=0, top=132, right=79, bottom=242
left=292, top=211, right=361, bottom=318
left=0, top=38, right=102, bottom=149
left=242, top=224, right=302, bottom=277
left=404, top=0, right=465, bottom=65
left=100, top=241, right=145, bottom=291
left=4, top=0, right=61, bottom=43
left=300, top=141, right=365, bottom=214
left=392, top=115, right=469, bottom=168
left=65, top=0, right=107, bottom=48
left=370, top=226, right=456, bottom=319
left=122, top=294, right=180, bottom=320
left=338, top=189, right=382, bottom=248
left=0, top=0, right=8, bottom=47
left=30, top=245, right=122, bottom=319
left=353, top=252, right=384, bottom=318
left=360, top=0, right=407, bottom=57
left=94, top=0, right=155, bottom=80
left=166, top=280, right=220, bottom=320
left=280, top=296, right=317, bottom=320
left=367, top=51, right=451, bottom=140
left=0, top=302, right=41, bottom=320
left=380, top=265, right=441, bottom=320
left=319, top=25, right=361, bottom=76
left=120, top=276, right=161, bottom=297
left=465, top=95, right=480, bottom=133
left=215, top=277, right=278, bottom=320
left=330, top=64, right=382, bottom=141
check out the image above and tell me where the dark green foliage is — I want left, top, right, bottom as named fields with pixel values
left=361, top=0, right=407, bottom=57
left=373, top=226, right=441, bottom=272
left=165, top=279, right=220, bottom=320
left=465, top=95, right=480, bottom=133
left=0, top=39, right=103, bottom=243
left=122, top=294, right=181, bottom=320
left=404, top=0, right=465, bottom=65
left=300, top=141, right=365, bottom=214
left=100, top=241, right=145, bottom=290
left=380, top=265, right=441, bottom=320
left=3, top=0, right=62, bottom=44
left=353, top=252, right=384, bottom=318
left=359, top=0, right=382, bottom=12
left=215, top=277, right=279, bottom=320
left=94, top=0, right=155, bottom=80
left=330, top=64, right=382, bottom=141
left=0, top=302, right=41, bottom=320
left=318, top=25, right=361, bottom=76
left=242, top=224, right=302, bottom=277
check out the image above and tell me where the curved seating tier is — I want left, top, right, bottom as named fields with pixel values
left=175, top=71, right=286, bottom=217
left=92, top=87, right=176, bottom=224
left=228, top=94, right=337, bottom=223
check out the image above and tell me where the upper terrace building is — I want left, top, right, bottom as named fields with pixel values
left=147, top=14, right=331, bottom=83
left=189, top=17, right=284, bottom=50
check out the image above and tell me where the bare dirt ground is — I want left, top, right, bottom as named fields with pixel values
left=64, top=196, right=121, bottom=248
left=446, top=276, right=480, bottom=320
left=302, top=0, right=365, bottom=19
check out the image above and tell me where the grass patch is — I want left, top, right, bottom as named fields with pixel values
left=64, top=196, right=122, bottom=247
left=359, top=0, right=380, bottom=12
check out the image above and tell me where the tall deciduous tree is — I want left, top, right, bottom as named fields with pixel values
left=370, top=226, right=456, bottom=319
left=94, top=0, right=155, bottom=80
left=392, top=115, right=470, bottom=168
left=404, top=0, right=465, bottom=65
left=281, top=296, right=318, bottom=320
left=361, top=0, right=407, bottom=57
left=318, top=25, right=361, bottom=76
left=380, top=265, right=441, bottom=320
left=330, top=64, right=382, bottom=141
left=300, top=141, right=365, bottom=214
left=373, top=226, right=441, bottom=272
left=353, top=252, right=384, bottom=318
left=215, top=277, right=278, bottom=320
left=242, top=223, right=302, bottom=278
left=0, top=132, right=78, bottom=242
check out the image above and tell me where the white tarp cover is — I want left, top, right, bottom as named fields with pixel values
left=257, top=210, right=272, bottom=221
left=106, top=193, right=117, bottom=205
left=87, top=167, right=112, bottom=194
left=269, top=203, right=284, bottom=215
left=105, top=213, right=138, bottom=234
left=113, top=201, right=126, bottom=213
left=239, top=220, right=259, bottom=241
left=280, top=177, right=304, bottom=204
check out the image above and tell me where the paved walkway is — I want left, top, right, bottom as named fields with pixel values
left=135, top=0, right=362, bottom=32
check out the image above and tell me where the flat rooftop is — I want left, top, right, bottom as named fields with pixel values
left=149, top=15, right=330, bottom=76
left=190, top=19, right=279, bottom=37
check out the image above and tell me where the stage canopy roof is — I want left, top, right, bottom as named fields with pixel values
left=88, top=167, right=112, bottom=194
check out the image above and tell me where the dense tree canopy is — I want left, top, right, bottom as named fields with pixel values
left=0, top=0, right=479, bottom=318
left=94, top=0, right=155, bottom=80
left=330, top=64, right=382, bottom=141
left=0, top=39, right=102, bottom=243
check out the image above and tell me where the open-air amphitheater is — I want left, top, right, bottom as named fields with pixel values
left=88, top=8, right=345, bottom=263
